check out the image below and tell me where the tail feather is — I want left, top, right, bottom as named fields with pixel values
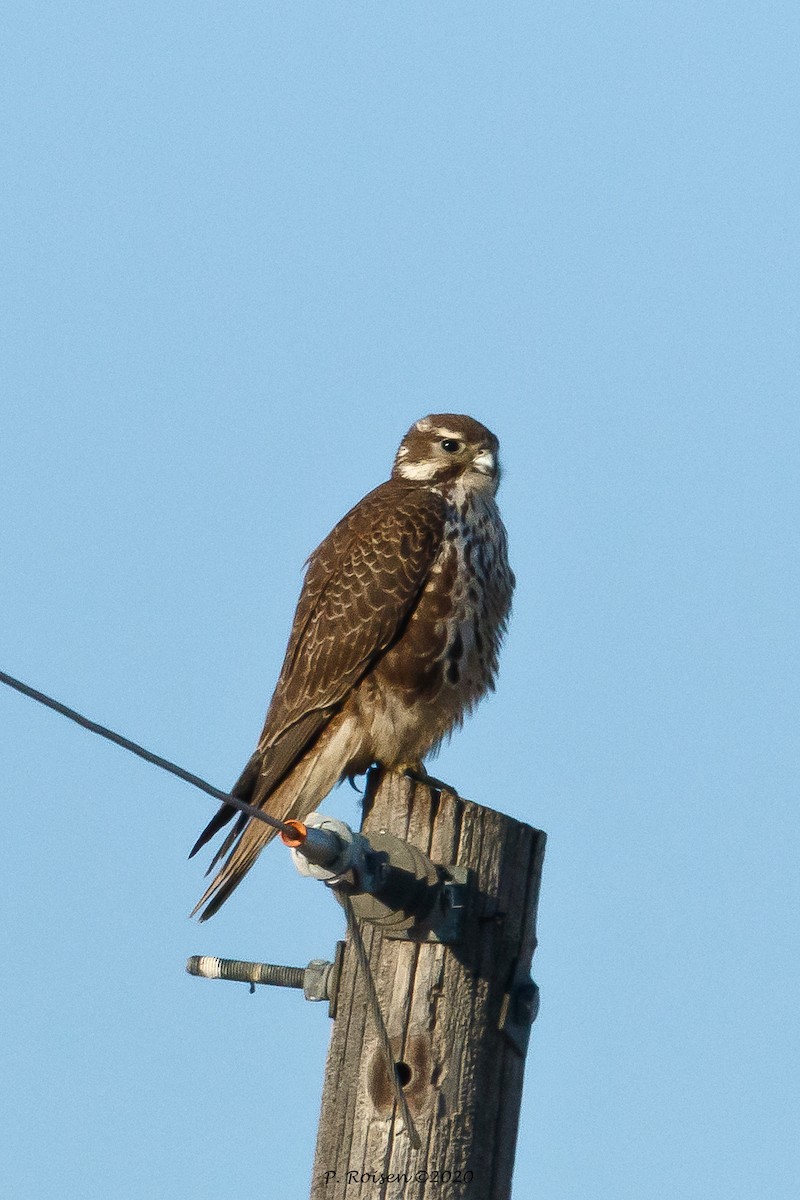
left=188, top=748, right=264, bottom=860
left=189, top=803, right=237, bottom=859
left=190, top=713, right=362, bottom=920
left=204, top=812, right=248, bottom=876
left=192, top=820, right=277, bottom=920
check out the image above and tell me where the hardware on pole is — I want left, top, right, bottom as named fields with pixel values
left=188, top=769, right=546, bottom=1200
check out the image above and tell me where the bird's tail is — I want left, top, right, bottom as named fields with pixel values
left=190, top=714, right=361, bottom=920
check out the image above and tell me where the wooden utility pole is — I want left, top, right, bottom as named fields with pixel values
left=310, top=772, right=546, bottom=1200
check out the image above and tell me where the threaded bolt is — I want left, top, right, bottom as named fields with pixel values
left=186, top=955, right=305, bottom=989
left=186, top=943, right=344, bottom=1014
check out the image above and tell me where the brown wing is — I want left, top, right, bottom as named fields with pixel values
left=190, top=480, right=446, bottom=858
left=265, top=480, right=447, bottom=736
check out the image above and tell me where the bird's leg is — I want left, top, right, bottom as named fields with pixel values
left=401, top=761, right=461, bottom=799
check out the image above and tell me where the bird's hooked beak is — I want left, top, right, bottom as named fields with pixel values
left=472, top=449, right=497, bottom=478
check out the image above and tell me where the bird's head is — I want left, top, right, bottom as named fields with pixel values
left=391, top=414, right=502, bottom=496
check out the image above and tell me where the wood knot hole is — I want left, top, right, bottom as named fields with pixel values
left=395, top=1061, right=412, bottom=1088
left=367, top=1032, right=435, bottom=1116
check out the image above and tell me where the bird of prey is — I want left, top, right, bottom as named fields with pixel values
left=190, top=414, right=514, bottom=919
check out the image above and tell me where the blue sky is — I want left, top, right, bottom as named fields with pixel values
left=2, top=3, right=799, bottom=1197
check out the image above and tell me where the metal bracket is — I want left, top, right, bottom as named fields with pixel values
left=286, top=816, right=470, bottom=945
left=381, top=864, right=470, bottom=944
left=336, top=825, right=470, bottom=945
left=498, top=958, right=540, bottom=1056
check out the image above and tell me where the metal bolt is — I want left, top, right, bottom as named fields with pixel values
left=186, top=941, right=345, bottom=1016
left=186, top=956, right=306, bottom=989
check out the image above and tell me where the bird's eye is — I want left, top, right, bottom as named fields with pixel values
left=440, top=438, right=461, bottom=453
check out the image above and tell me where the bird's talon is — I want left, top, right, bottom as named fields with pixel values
left=403, top=766, right=460, bottom=798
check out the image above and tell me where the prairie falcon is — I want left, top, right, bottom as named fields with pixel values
left=191, top=414, right=514, bottom=919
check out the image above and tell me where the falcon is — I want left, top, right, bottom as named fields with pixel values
left=190, top=414, right=514, bottom=919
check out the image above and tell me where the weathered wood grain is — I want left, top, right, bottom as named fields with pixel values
left=310, top=772, right=546, bottom=1200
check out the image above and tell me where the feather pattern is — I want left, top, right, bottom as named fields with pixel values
left=191, top=414, right=514, bottom=919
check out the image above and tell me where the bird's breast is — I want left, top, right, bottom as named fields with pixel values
left=352, top=490, right=513, bottom=765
